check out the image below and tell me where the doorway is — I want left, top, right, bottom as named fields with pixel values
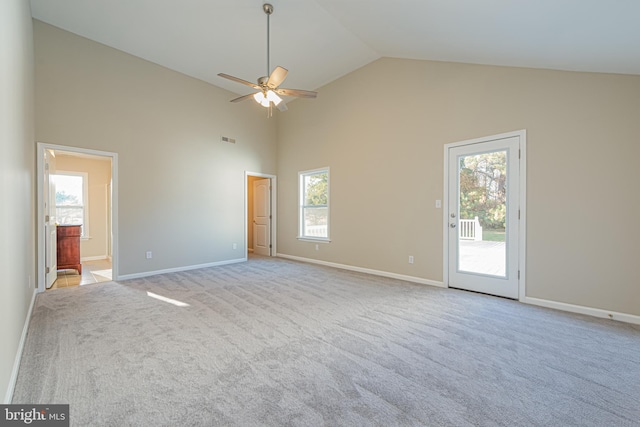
left=37, top=143, right=119, bottom=292
left=444, top=131, right=526, bottom=300
left=246, top=172, right=276, bottom=257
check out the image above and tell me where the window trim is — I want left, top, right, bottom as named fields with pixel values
left=298, top=167, right=330, bottom=242
left=53, top=170, right=90, bottom=238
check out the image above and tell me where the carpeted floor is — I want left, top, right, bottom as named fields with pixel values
left=12, top=256, right=640, bottom=426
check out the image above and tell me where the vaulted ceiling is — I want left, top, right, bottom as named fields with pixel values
left=31, top=0, right=640, bottom=99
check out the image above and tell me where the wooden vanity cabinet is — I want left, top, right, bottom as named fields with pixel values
left=57, top=225, right=82, bottom=274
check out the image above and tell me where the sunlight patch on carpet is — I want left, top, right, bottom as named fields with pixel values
left=147, top=291, right=190, bottom=307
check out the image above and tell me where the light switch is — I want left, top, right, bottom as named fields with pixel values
left=435, top=200, right=442, bottom=208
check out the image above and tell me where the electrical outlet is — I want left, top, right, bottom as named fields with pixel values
left=146, top=251, right=152, bottom=259
left=233, top=243, right=237, bottom=250
left=409, top=256, right=414, bottom=264
left=315, top=244, right=319, bottom=251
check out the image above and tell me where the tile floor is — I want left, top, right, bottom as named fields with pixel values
left=48, top=259, right=112, bottom=290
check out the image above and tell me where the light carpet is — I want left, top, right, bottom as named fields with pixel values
left=12, top=256, right=640, bottom=426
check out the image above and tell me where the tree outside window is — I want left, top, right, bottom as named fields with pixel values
left=299, top=168, right=329, bottom=240
left=459, top=151, right=506, bottom=241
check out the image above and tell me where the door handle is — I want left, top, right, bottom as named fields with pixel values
left=450, top=223, right=456, bottom=228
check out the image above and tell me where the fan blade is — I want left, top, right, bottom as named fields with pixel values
left=218, top=73, right=260, bottom=90
left=230, top=93, right=256, bottom=103
left=275, top=88, right=318, bottom=99
left=266, top=66, right=288, bottom=89
left=276, top=102, right=288, bottom=112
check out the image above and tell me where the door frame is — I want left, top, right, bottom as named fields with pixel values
left=36, top=142, right=119, bottom=292
left=245, top=171, right=277, bottom=257
left=443, top=130, right=527, bottom=301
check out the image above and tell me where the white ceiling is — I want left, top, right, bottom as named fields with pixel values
left=30, top=0, right=640, bottom=99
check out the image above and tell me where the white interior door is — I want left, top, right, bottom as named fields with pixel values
left=447, top=136, right=520, bottom=299
left=44, top=149, right=57, bottom=288
left=253, top=178, right=271, bottom=256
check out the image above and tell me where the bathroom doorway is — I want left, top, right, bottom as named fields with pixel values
left=37, top=143, right=119, bottom=292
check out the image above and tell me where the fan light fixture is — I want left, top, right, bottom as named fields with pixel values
left=254, top=90, right=282, bottom=107
left=218, top=3, right=318, bottom=116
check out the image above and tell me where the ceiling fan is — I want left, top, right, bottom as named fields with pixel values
left=218, top=3, right=317, bottom=114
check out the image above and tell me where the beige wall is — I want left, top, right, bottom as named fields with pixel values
left=0, top=0, right=35, bottom=402
left=54, top=154, right=112, bottom=259
left=34, top=21, right=277, bottom=276
left=277, top=57, right=640, bottom=317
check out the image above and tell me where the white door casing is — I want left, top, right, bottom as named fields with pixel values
left=44, top=149, right=57, bottom=288
left=253, top=178, right=271, bottom=256
left=444, top=131, right=526, bottom=300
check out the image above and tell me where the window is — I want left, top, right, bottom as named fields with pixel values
left=53, top=172, right=89, bottom=237
left=298, top=168, right=329, bottom=241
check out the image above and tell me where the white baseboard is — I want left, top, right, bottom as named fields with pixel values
left=118, top=257, right=247, bottom=281
left=4, top=288, right=37, bottom=404
left=80, top=255, right=109, bottom=262
left=523, top=296, right=640, bottom=325
left=276, top=253, right=445, bottom=288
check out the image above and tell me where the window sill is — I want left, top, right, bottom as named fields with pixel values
left=297, top=237, right=331, bottom=243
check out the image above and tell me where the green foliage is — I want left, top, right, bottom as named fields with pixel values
left=302, top=172, right=329, bottom=232
left=304, top=173, right=328, bottom=206
left=459, top=151, right=506, bottom=230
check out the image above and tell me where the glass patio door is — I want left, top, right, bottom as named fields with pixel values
left=447, top=136, right=520, bottom=299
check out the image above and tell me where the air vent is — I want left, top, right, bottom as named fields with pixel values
left=221, top=136, right=236, bottom=144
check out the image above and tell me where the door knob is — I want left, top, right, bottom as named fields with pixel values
left=450, top=223, right=456, bottom=228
